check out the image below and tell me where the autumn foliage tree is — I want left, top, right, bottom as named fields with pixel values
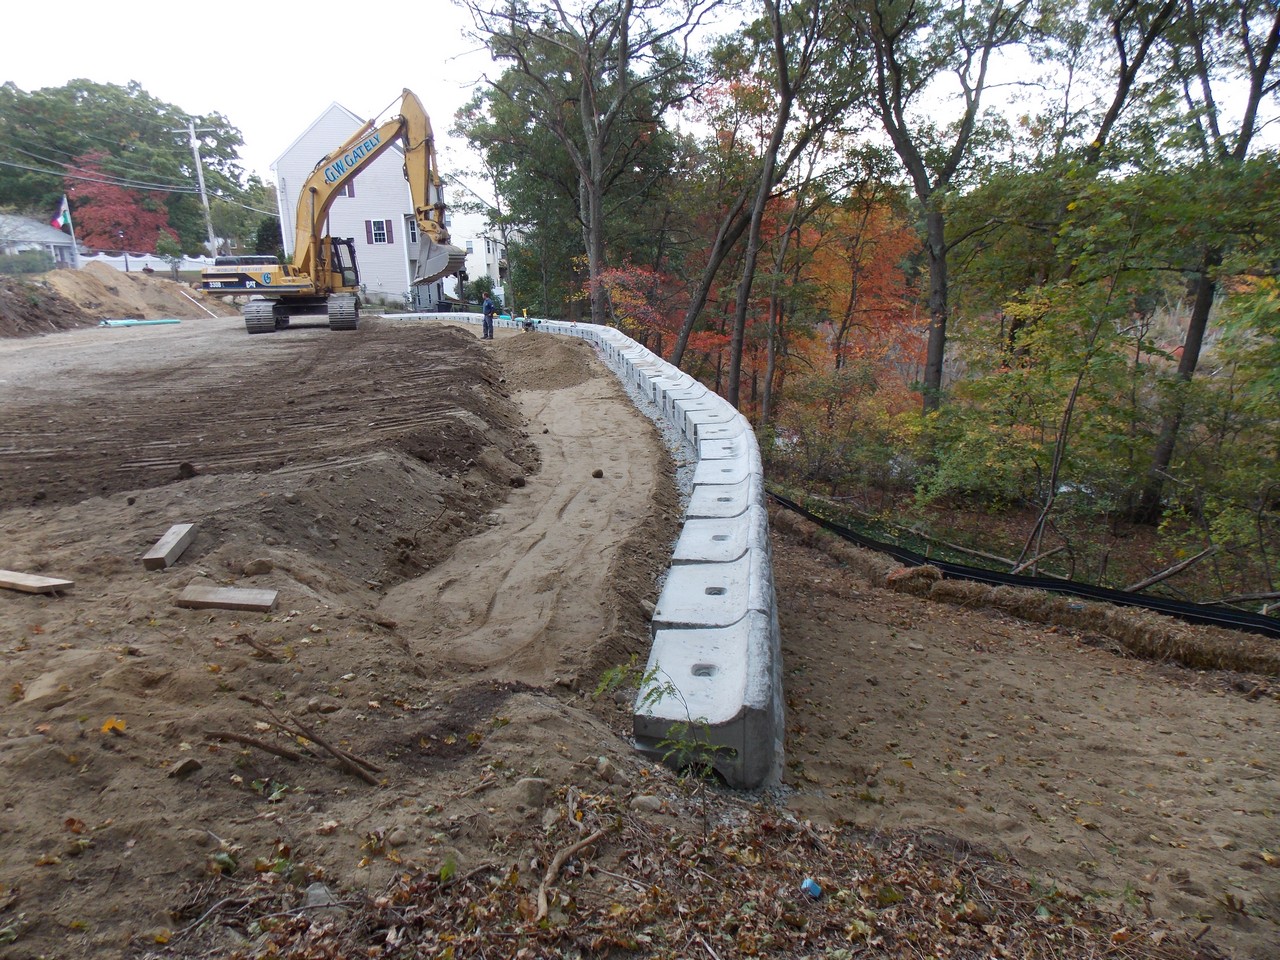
left=65, top=152, right=176, bottom=252
left=595, top=263, right=688, bottom=357
left=804, top=188, right=921, bottom=374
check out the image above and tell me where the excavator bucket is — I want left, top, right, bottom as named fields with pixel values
left=413, top=235, right=469, bottom=286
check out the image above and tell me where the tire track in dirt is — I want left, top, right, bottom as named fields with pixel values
left=0, top=319, right=501, bottom=509
left=375, top=343, right=666, bottom=685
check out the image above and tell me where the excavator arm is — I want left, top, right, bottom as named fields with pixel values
left=292, top=89, right=466, bottom=290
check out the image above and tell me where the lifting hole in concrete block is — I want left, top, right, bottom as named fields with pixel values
left=705, top=586, right=726, bottom=596
left=692, top=663, right=717, bottom=677
left=716, top=496, right=732, bottom=502
left=712, top=534, right=730, bottom=542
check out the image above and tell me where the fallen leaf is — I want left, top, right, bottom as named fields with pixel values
left=64, top=818, right=86, bottom=834
left=100, top=717, right=126, bottom=735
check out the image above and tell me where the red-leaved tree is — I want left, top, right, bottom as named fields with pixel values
left=64, top=152, right=176, bottom=252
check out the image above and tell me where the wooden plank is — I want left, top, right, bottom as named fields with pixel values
left=176, top=584, right=277, bottom=613
left=0, top=570, right=74, bottom=594
left=142, top=523, right=197, bottom=570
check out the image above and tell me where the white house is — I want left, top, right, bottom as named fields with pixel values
left=447, top=206, right=509, bottom=306
left=273, top=102, right=464, bottom=311
left=0, top=214, right=79, bottom=267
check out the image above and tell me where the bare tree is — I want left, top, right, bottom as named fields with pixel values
left=459, top=0, right=721, bottom=325
left=845, top=0, right=1033, bottom=412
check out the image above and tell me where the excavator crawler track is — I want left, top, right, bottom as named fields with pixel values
left=328, top=294, right=359, bottom=331
left=244, top=301, right=279, bottom=335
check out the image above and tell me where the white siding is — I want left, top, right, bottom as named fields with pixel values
left=273, top=101, right=485, bottom=308
left=273, top=104, right=413, bottom=303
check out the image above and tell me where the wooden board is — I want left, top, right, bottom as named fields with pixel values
left=176, top=584, right=277, bottom=613
left=142, top=523, right=197, bottom=570
left=0, top=570, right=74, bottom=594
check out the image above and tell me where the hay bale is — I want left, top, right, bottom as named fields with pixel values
left=885, top=564, right=942, bottom=596
left=830, top=541, right=899, bottom=584
left=929, top=579, right=993, bottom=608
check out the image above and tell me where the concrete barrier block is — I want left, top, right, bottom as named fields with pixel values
left=686, top=471, right=760, bottom=519
left=634, top=609, right=782, bottom=788
left=698, top=430, right=754, bottom=462
left=691, top=414, right=751, bottom=445
left=673, top=394, right=729, bottom=441
left=692, top=453, right=753, bottom=487
left=684, top=404, right=743, bottom=443
left=672, top=503, right=768, bottom=564
left=659, top=383, right=708, bottom=421
left=652, top=546, right=771, bottom=630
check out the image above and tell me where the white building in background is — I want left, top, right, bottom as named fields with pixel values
left=0, top=214, right=79, bottom=266
left=446, top=207, right=508, bottom=307
left=272, top=102, right=480, bottom=311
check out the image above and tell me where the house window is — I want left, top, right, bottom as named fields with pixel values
left=465, top=240, right=474, bottom=254
left=365, top=219, right=394, bottom=244
left=406, top=218, right=418, bottom=245
left=336, top=180, right=356, bottom=198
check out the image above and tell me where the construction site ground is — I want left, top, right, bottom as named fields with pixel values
left=0, top=269, right=1275, bottom=959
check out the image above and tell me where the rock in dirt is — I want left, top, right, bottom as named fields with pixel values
left=303, top=882, right=347, bottom=921
left=242, top=558, right=273, bottom=576
left=595, top=756, right=619, bottom=784
left=514, top=777, right=549, bottom=809
left=167, top=757, right=203, bottom=779
left=630, top=794, right=663, bottom=814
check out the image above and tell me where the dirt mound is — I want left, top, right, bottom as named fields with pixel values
left=0, top=320, right=677, bottom=959
left=0, top=275, right=98, bottom=338
left=41, top=260, right=240, bottom=322
left=497, top=328, right=599, bottom=391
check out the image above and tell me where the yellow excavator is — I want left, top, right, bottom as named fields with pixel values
left=202, top=89, right=467, bottom=334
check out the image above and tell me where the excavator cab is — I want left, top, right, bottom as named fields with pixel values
left=328, top=238, right=360, bottom=291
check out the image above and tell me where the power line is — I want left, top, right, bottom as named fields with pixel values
left=0, top=157, right=201, bottom=194
left=0, top=142, right=202, bottom=193
left=0, top=158, right=277, bottom=217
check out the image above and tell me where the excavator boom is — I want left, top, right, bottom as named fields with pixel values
left=202, top=88, right=466, bottom=334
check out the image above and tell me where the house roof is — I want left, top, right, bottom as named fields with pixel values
left=271, top=101, right=405, bottom=170
left=0, top=213, right=76, bottom=246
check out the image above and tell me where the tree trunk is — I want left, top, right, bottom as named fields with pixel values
left=670, top=195, right=753, bottom=368
left=922, top=207, right=948, bottom=411
left=1132, top=251, right=1220, bottom=523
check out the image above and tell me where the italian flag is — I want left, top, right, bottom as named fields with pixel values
left=51, top=195, right=71, bottom=229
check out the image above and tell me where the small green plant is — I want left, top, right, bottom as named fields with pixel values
left=596, top=656, right=731, bottom=790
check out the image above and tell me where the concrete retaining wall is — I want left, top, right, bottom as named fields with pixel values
left=403, top=312, right=783, bottom=788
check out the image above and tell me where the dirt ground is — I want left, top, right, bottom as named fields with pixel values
left=0, top=270, right=1275, bottom=958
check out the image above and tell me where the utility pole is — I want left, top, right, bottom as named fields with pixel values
left=183, top=120, right=220, bottom=257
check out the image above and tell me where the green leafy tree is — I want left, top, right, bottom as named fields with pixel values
left=0, top=80, right=251, bottom=252
left=459, top=0, right=716, bottom=325
left=840, top=0, right=1035, bottom=412
left=154, top=232, right=184, bottom=279
left=252, top=215, right=284, bottom=260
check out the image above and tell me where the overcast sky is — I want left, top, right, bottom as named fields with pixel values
left=6, top=0, right=493, bottom=187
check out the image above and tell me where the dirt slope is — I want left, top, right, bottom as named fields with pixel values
left=772, top=512, right=1279, bottom=958
left=0, top=318, right=676, bottom=958
left=0, top=312, right=1273, bottom=958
